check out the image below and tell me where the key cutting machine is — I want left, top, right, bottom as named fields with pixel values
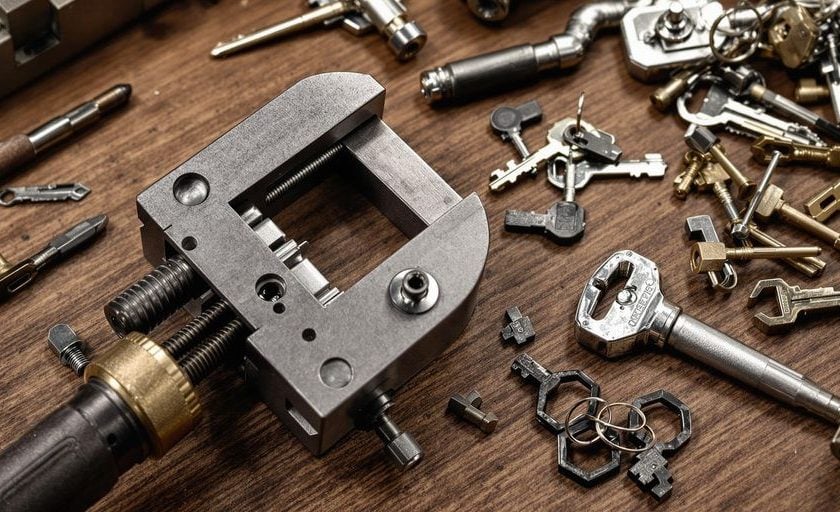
left=0, top=72, right=489, bottom=512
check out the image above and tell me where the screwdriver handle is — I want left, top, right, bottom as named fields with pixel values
left=0, top=134, right=36, bottom=181
left=0, top=381, right=147, bottom=512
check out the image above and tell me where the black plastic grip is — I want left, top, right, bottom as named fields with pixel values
left=0, top=380, right=146, bottom=512
left=447, top=44, right=542, bottom=100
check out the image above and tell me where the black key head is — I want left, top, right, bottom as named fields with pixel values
left=490, top=100, right=543, bottom=139
left=545, top=201, right=585, bottom=244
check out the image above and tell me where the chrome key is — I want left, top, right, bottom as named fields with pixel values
left=548, top=154, right=667, bottom=190
left=489, top=118, right=591, bottom=193
left=677, top=84, right=823, bottom=146
left=0, top=183, right=90, bottom=206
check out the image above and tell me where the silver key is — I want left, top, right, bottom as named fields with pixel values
left=489, top=118, right=591, bottom=193
left=0, top=183, right=90, bottom=206
left=677, top=84, right=823, bottom=146
left=548, top=154, right=667, bottom=190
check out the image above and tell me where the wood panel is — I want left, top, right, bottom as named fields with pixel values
left=0, top=0, right=838, bottom=509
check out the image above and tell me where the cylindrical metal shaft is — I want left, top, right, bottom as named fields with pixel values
left=726, top=246, right=822, bottom=260
left=178, top=319, right=246, bottom=384
left=105, top=255, right=205, bottom=336
left=709, top=145, right=755, bottom=199
left=668, top=313, right=840, bottom=422
left=210, top=2, right=353, bottom=58
left=749, top=83, right=840, bottom=141
left=162, top=300, right=232, bottom=359
left=748, top=225, right=826, bottom=277
left=732, top=151, right=780, bottom=240
left=713, top=182, right=741, bottom=223
left=777, top=204, right=840, bottom=250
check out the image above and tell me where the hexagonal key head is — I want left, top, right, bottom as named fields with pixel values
left=690, top=242, right=728, bottom=273
left=684, top=125, right=718, bottom=154
left=575, top=251, right=677, bottom=358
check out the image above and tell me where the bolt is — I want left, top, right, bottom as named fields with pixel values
left=447, top=391, right=498, bottom=434
left=673, top=151, right=705, bottom=199
left=48, top=324, right=89, bottom=376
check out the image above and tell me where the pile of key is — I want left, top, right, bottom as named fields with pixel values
left=489, top=95, right=668, bottom=245
left=663, top=58, right=840, bottom=333
left=510, top=353, right=692, bottom=502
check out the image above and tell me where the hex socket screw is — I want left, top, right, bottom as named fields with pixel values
left=447, top=391, right=498, bottom=434
left=48, top=324, right=89, bottom=376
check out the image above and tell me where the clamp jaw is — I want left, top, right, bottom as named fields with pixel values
left=135, top=72, right=489, bottom=461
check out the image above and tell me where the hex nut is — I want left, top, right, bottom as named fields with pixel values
left=690, top=242, right=727, bottom=273
left=684, top=125, right=718, bottom=153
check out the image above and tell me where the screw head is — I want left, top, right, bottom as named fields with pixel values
left=48, top=324, right=84, bottom=360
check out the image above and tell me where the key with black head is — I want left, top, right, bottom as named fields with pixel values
left=490, top=100, right=543, bottom=159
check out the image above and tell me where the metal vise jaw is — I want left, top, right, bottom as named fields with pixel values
left=134, top=72, right=489, bottom=465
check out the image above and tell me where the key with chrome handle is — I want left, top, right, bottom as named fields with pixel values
left=576, top=251, right=840, bottom=453
left=0, top=183, right=90, bottom=206
left=748, top=278, right=840, bottom=334
left=677, top=83, right=823, bottom=146
left=211, top=0, right=426, bottom=61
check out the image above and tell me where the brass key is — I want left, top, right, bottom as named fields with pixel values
left=754, top=184, right=840, bottom=250
left=805, top=179, right=840, bottom=222
left=746, top=223, right=826, bottom=278
left=751, top=136, right=840, bottom=167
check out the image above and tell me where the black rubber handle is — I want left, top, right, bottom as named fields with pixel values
left=0, top=380, right=146, bottom=512
left=447, top=44, right=542, bottom=100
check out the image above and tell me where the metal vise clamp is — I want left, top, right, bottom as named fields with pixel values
left=131, top=72, right=489, bottom=467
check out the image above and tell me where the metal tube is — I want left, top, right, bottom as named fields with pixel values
left=669, top=314, right=840, bottom=423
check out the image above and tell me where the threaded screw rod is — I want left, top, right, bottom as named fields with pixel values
left=264, top=144, right=343, bottom=204
left=178, top=319, right=246, bottom=384
left=105, top=255, right=205, bottom=336
left=162, top=300, right=232, bottom=359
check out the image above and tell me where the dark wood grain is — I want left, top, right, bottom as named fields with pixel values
left=1, top=0, right=839, bottom=510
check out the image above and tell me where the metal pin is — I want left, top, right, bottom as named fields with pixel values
left=575, top=92, right=585, bottom=134
left=731, top=150, right=780, bottom=240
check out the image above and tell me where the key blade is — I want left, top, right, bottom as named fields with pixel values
left=0, top=183, right=91, bottom=206
left=47, top=214, right=109, bottom=256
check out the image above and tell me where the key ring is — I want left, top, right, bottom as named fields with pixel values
left=709, top=3, right=763, bottom=64
left=595, top=403, right=658, bottom=454
left=564, top=397, right=650, bottom=449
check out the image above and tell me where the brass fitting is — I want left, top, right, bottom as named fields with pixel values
left=85, top=332, right=201, bottom=457
left=690, top=241, right=822, bottom=272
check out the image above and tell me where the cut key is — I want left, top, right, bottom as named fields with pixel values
left=547, top=154, right=667, bottom=191
left=748, top=278, right=840, bottom=334
left=488, top=119, right=592, bottom=193
left=0, top=183, right=90, bottom=206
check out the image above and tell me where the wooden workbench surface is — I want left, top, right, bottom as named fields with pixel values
left=1, top=0, right=839, bottom=509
